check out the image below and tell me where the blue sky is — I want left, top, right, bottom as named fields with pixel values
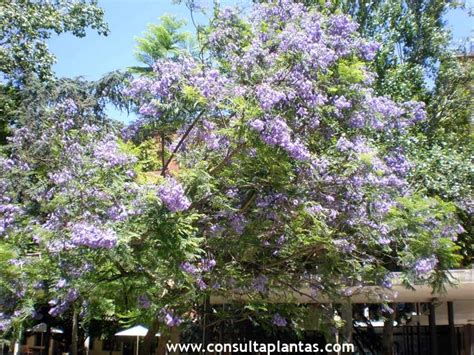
left=48, top=0, right=473, bottom=122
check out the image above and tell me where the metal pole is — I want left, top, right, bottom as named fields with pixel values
left=13, top=326, right=22, bottom=355
left=429, top=302, right=438, bottom=355
left=136, top=336, right=139, bottom=355
left=448, top=302, right=457, bottom=355
left=416, top=303, right=421, bottom=355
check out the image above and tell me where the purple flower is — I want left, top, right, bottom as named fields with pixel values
left=327, top=14, right=359, bottom=37
left=0, top=314, right=12, bottom=331
left=256, top=84, right=287, bottom=110
left=229, top=213, right=247, bottom=235
left=385, top=149, right=411, bottom=176
left=55, top=279, right=67, bottom=289
left=334, top=96, right=351, bottom=111
left=306, top=204, right=323, bottom=215
left=49, top=301, right=70, bottom=317
left=414, top=257, right=437, bottom=275
left=157, top=178, right=191, bottom=212
left=333, top=239, right=355, bottom=253
left=48, top=170, right=73, bottom=185
left=124, top=77, right=151, bottom=98
left=349, top=113, right=366, bottom=128
left=336, top=137, right=353, bottom=152
left=404, top=101, right=426, bottom=123
left=287, top=141, right=311, bottom=160
left=59, top=98, right=78, bottom=116
left=138, top=295, right=151, bottom=309
left=93, top=136, right=134, bottom=168
left=382, top=277, right=393, bottom=289
left=181, top=262, right=199, bottom=275
left=159, top=308, right=182, bottom=327
left=261, top=118, right=291, bottom=147
left=121, top=119, right=146, bottom=141
left=252, top=275, right=268, bottom=293
left=259, top=117, right=310, bottom=161
left=201, top=258, right=216, bottom=272
left=379, top=236, right=391, bottom=245
left=358, top=41, right=380, bottom=61
left=69, top=222, right=117, bottom=249
left=249, top=119, right=265, bottom=132
left=272, top=313, right=287, bottom=327
left=196, top=277, right=207, bottom=290
left=225, top=188, right=238, bottom=198
left=0, top=204, right=23, bottom=235
left=208, top=224, right=224, bottom=237
left=139, top=103, right=161, bottom=117
left=66, top=289, right=79, bottom=302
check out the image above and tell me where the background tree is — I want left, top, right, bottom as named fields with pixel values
left=130, top=15, right=193, bottom=75
left=0, top=0, right=108, bottom=82
left=0, top=0, right=109, bottom=143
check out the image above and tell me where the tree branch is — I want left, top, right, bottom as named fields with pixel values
left=161, top=110, right=205, bottom=176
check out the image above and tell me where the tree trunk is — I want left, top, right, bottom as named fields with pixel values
left=382, top=303, right=397, bottom=355
left=168, top=327, right=180, bottom=355
left=341, top=302, right=353, bottom=355
left=12, top=325, right=21, bottom=355
left=71, top=308, right=79, bottom=355
left=156, top=329, right=169, bottom=355
left=43, top=324, right=51, bottom=355
left=140, top=319, right=160, bottom=355
left=325, top=304, right=339, bottom=355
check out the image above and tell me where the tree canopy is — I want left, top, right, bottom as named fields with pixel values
left=0, top=0, right=472, bottom=353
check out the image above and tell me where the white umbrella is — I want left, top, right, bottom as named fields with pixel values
left=115, top=325, right=159, bottom=355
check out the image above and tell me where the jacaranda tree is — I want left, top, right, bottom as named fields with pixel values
left=120, top=0, right=464, bottom=343
left=0, top=80, right=142, bottom=354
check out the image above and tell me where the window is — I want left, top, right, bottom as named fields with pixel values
left=102, top=338, right=120, bottom=351
left=35, top=334, right=43, bottom=346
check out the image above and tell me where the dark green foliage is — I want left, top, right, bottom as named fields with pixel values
left=0, top=0, right=108, bottom=82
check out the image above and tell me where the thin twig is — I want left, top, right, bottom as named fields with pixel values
left=161, top=110, right=205, bottom=176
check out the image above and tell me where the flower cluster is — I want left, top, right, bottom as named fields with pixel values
left=0, top=313, right=11, bottom=331
left=252, top=275, right=268, bottom=294
left=93, top=135, right=135, bottom=168
left=157, top=177, right=191, bottom=212
left=48, top=288, right=79, bottom=317
left=272, top=313, right=288, bottom=327
left=137, top=294, right=151, bottom=309
left=0, top=204, right=23, bottom=236
left=181, top=258, right=216, bottom=290
left=159, top=307, right=182, bottom=327
left=414, top=257, right=438, bottom=276
left=70, top=221, right=117, bottom=249
left=250, top=118, right=311, bottom=161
